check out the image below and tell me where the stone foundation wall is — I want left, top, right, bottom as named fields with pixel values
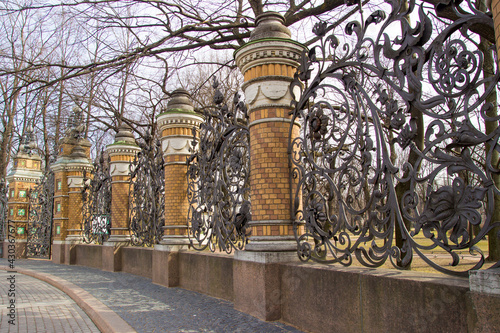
left=65, top=245, right=500, bottom=333
left=178, top=251, right=233, bottom=301
left=121, top=247, right=153, bottom=279
left=74, top=244, right=103, bottom=269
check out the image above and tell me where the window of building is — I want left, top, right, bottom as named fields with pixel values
left=56, top=202, right=61, bottom=212
left=57, top=180, right=62, bottom=190
left=19, top=190, right=27, bottom=198
left=17, top=208, right=25, bottom=216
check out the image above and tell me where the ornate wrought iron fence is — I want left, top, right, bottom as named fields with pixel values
left=82, top=152, right=111, bottom=244
left=187, top=78, right=251, bottom=253
left=289, top=0, right=500, bottom=276
left=129, top=136, right=165, bottom=246
left=26, top=170, right=54, bottom=257
left=0, top=180, right=8, bottom=241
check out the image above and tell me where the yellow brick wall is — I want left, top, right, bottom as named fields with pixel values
left=111, top=177, right=131, bottom=235
left=164, top=152, right=189, bottom=236
left=243, top=63, right=295, bottom=81
left=67, top=190, right=83, bottom=236
left=53, top=170, right=69, bottom=241
left=110, top=155, right=135, bottom=162
left=162, top=127, right=192, bottom=137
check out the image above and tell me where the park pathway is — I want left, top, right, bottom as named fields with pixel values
left=0, top=259, right=303, bottom=333
left=0, top=269, right=100, bottom=333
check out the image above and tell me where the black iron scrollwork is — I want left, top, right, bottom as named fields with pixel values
left=290, top=0, right=500, bottom=276
left=187, top=78, right=251, bottom=253
left=129, top=136, right=165, bottom=246
left=26, top=170, right=54, bottom=257
left=0, top=179, right=8, bottom=240
left=82, top=151, right=111, bottom=244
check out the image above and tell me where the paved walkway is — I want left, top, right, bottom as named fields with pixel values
left=0, top=269, right=100, bottom=333
left=0, top=259, right=303, bottom=333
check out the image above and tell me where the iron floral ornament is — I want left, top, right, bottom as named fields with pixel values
left=27, top=170, right=54, bottom=257
left=82, top=152, right=111, bottom=245
left=187, top=78, right=251, bottom=253
left=289, top=0, right=500, bottom=276
left=129, top=136, right=165, bottom=246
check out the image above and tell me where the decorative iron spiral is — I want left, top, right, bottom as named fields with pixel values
left=0, top=180, right=8, bottom=241
left=289, top=0, right=500, bottom=276
left=129, top=137, right=165, bottom=246
left=187, top=78, right=251, bottom=253
left=26, top=170, right=54, bottom=257
left=82, top=151, right=111, bottom=244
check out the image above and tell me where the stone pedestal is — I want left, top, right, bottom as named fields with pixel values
left=233, top=251, right=297, bottom=321
left=152, top=245, right=187, bottom=287
left=51, top=240, right=65, bottom=264
left=102, top=241, right=125, bottom=272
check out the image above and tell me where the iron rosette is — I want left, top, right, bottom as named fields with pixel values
left=289, top=0, right=500, bottom=276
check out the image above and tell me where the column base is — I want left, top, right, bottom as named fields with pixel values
left=159, top=235, right=190, bottom=247
left=245, top=235, right=297, bottom=252
left=65, top=234, right=82, bottom=242
left=102, top=241, right=128, bottom=272
left=233, top=250, right=298, bottom=321
left=3, top=239, right=27, bottom=259
left=107, top=234, right=131, bottom=243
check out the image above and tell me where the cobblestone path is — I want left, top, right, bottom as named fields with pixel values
left=0, top=259, right=303, bottom=333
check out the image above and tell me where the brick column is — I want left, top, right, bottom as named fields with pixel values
left=103, top=123, right=140, bottom=271
left=234, top=12, right=303, bottom=253
left=232, top=12, right=305, bottom=320
left=4, top=126, right=43, bottom=258
left=51, top=139, right=92, bottom=264
left=153, top=89, right=203, bottom=287
left=64, top=144, right=92, bottom=264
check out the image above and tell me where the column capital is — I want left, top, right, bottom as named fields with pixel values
left=234, top=13, right=305, bottom=114
left=157, top=89, right=203, bottom=160
left=234, top=39, right=305, bottom=75
left=106, top=125, right=141, bottom=178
